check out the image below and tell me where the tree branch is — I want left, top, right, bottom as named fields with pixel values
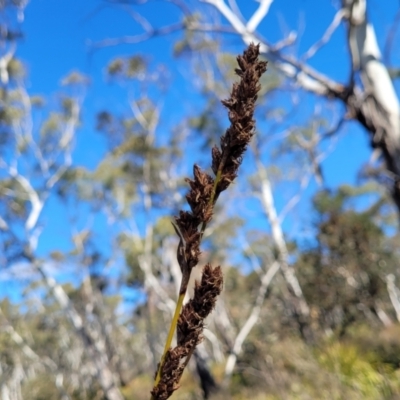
left=302, top=8, right=348, bottom=60
left=224, top=261, right=280, bottom=383
left=201, top=0, right=344, bottom=96
left=246, top=0, right=273, bottom=34
left=386, top=274, right=400, bottom=323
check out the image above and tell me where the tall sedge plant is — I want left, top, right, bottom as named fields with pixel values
left=150, top=43, right=267, bottom=400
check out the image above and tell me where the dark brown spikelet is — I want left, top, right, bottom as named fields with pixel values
left=177, top=264, right=223, bottom=345
left=151, top=265, right=223, bottom=400
left=185, top=165, right=215, bottom=224
left=212, top=43, right=267, bottom=198
left=190, top=264, right=224, bottom=319
left=173, top=43, right=267, bottom=292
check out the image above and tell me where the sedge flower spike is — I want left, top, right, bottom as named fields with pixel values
left=150, top=43, right=267, bottom=400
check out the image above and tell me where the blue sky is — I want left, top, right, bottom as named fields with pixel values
left=19, top=0, right=399, bottom=95
left=16, top=0, right=398, bottom=175
left=2, top=0, right=399, bottom=299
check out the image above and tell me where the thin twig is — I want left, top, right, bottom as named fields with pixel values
left=302, top=8, right=348, bottom=61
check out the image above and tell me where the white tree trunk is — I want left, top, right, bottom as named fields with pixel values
left=258, top=164, right=310, bottom=319
left=344, top=0, right=400, bottom=211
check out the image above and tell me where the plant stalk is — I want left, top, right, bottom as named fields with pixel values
left=150, top=170, right=224, bottom=400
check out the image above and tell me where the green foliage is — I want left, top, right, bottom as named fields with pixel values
left=107, top=55, right=146, bottom=79
left=295, top=188, right=397, bottom=334
left=173, top=17, right=218, bottom=57
left=0, top=177, right=28, bottom=217
left=61, top=70, right=90, bottom=86
left=316, top=343, right=388, bottom=398
left=7, top=57, right=25, bottom=79
left=30, top=95, right=45, bottom=107
left=40, top=112, right=62, bottom=136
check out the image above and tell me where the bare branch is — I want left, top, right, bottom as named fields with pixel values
left=302, top=8, right=348, bottom=61
left=214, top=298, right=236, bottom=349
left=203, top=328, right=224, bottom=363
left=89, top=20, right=236, bottom=50
left=18, top=86, right=49, bottom=175
left=246, top=0, right=273, bottom=34
left=321, top=115, right=346, bottom=140
left=270, top=30, right=297, bottom=51
left=257, top=162, right=310, bottom=317
left=0, top=216, right=9, bottom=230
left=9, top=167, right=43, bottom=232
left=89, top=22, right=184, bottom=49
left=201, top=0, right=344, bottom=96
left=386, top=274, right=400, bottom=323
left=228, top=0, right=245, bottom=23
left=128, top=211, right=175, bottom=313
left=224, top=261, right=280, bottom=382
left=0, top=42, right=16, bottom=85
left=374, top=300, right=393, bottom=327
left=278, top=171, right=312, bottom=224
left=60, top=97, right=81, bottom=149
left=120, top=3, right=153, bottom=32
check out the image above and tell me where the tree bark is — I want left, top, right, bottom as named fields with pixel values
left=341, top=0, right=400, bottom=214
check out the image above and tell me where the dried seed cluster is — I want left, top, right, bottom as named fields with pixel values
left=174, top=43, right=267, bottom=293
left=213, top=43, right=268, bottom=196
left=151, top=264, right=223, bottom=400
left=151, top=43, right=267, bottom=400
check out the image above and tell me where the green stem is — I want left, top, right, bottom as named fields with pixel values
left=151, top=292, right=185, bottom=399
